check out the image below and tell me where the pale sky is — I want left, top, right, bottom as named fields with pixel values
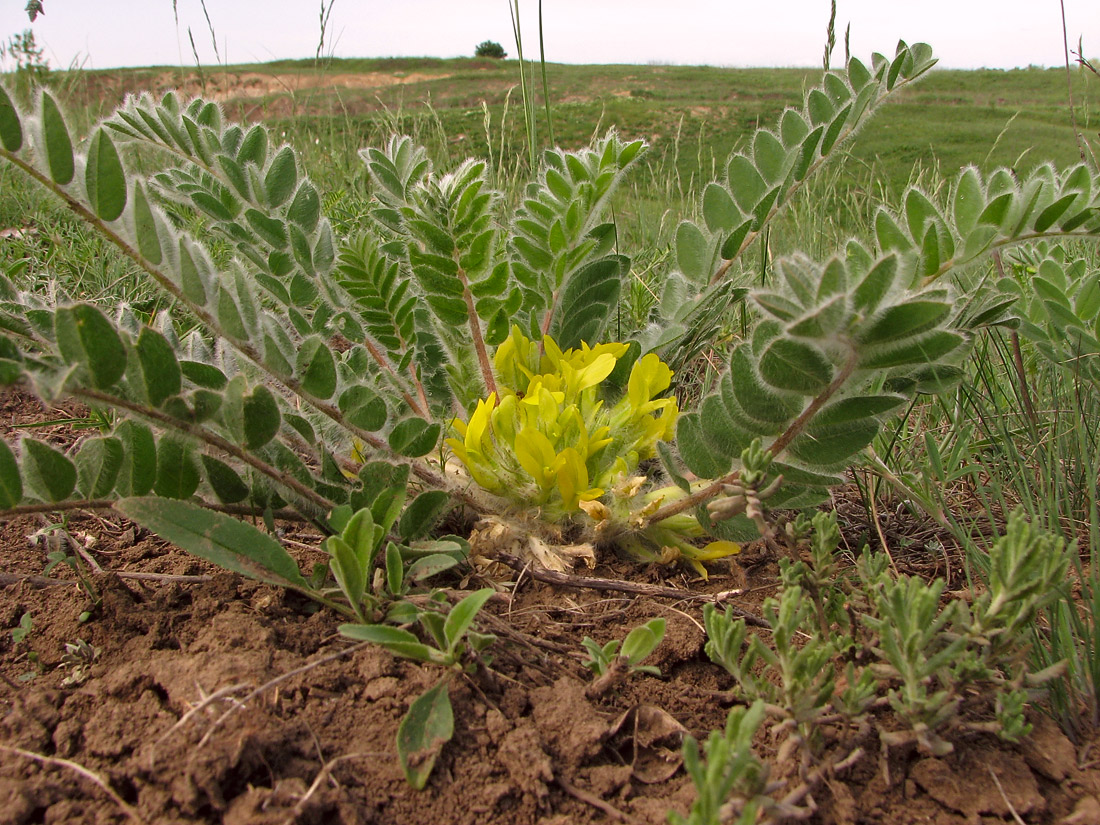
left=1, top=1, right=1098, bottom=72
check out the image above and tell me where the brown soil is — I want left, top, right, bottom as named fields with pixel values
left=3, top=383, right=1100, bottom=824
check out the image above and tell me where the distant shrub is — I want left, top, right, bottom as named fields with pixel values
left=474, top=40, right=507, bottom=59
left=0, top=28, right=48, bottom=104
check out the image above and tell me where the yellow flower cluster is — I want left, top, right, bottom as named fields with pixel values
left=447, top=327, right=679, bottom=519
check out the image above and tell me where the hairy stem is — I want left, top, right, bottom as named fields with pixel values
left=1, top=498, right=313, bottom=521
left=456, top=261, right=497, bottom=396
left=362, top=335, right=429, bottom=418
left=3, top=499, right=117, bottom=516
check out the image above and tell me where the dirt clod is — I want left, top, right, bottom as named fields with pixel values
left=910, top=748, right=1044, bottom=818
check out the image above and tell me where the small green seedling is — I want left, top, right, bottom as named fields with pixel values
left=339, top=588, right=496, bottom=789
left=583, top=617, right=667, bottom=677
left=12, top=614, right=40, bottom=682
left=338, top=587, right=496, bottom=668
left=11, top=611, right=32, bottom=644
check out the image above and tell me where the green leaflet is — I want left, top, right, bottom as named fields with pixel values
left=264, top=145, right=297, bottom=207
left=0, top=336, right=22, bottom=386
left=677, top=413, right=737, bottom=479
left=115, top=420, right=157, bottom=497
left=55, top=304, right=127, bottom=390
left=297, top=335, right=338, bottom=400
left=852, top=255, right=899, bottom=314
left=388, top=418, right=440, bottom=458
left=288, top=182, right=321, bottom=231
left=808, top=88, right=834, bottom=125
left=978, top=192, right=1014, bottom=228
left=337, top=623, right=437, bottom=662
left=399, top=490, right=451, bottom=542
left=241, top=384, right=281, bottom=449
left=178, top=242, right=209, bottom=305
left=952, top=167, right=984, bottom=237
left=676, top=221, right=712, bottom=284
left=443, top=588, right=494, bottom=649
left=200, top=455, right=250, bottom=505
left=117, top=496, right=308, bottom=587
left=820, top=103, right=853, bottom=156
left=752, top=130, right=787, bottom=184
left=21, top=438, right=76, bottom=503
left=407, top=553, right=461, bottom=581
left=726, top=154, right=767, bottom=212
left=702, top=184, right=740, bottom=234
left=875, top=209, right=912, bottom=253
left=154, top=437, right=201, bottom=500
left=859, top=331, right=965, bottom=369
left=331, top=534, right=368, bottom=608
left=789, top=398, right=897, bottom=466
left=0, top=86, right=22, bottom=151
left=134, top=327, right=182, bottom=407
left=728, top=348, right=800, bottom=426
left=720, top=220, right=754, bottom=260
left=339, top=385, right=388, bottom=432
left=40, top=93, right=74, bottom=185
left=1033, top=193, right=1079, bottom=234
left=622, top=617, right=666, bottom=666
left=847, top=56, right=872, bottom=90
left=759, top=338, right=833, bottom=394
left=238, top=123, right=269, bottom=167
left=385, top=540, right=405, bottom=595
left=132, top=183, right=163, bottom=265
left=180, top=360, right=227, bottom=390
left=396, top=680, right=454, bottom=790
left=0, top=438, right=23, bottom=509
left=245, top=209, right=288, bottom=248
left=85, top=128, right=127, bottom=222
left=859, top=300, right=952, bottom=345
left=75, top=436, right=123, bottom=499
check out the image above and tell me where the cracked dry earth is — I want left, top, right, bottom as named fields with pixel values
left=4, top=384, right=1100, bottom=825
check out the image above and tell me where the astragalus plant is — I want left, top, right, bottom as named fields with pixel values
left=3, top=39, right=1100, bottom=787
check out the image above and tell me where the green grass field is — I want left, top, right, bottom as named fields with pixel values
left=42, top=56, right=1100, bottom=195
